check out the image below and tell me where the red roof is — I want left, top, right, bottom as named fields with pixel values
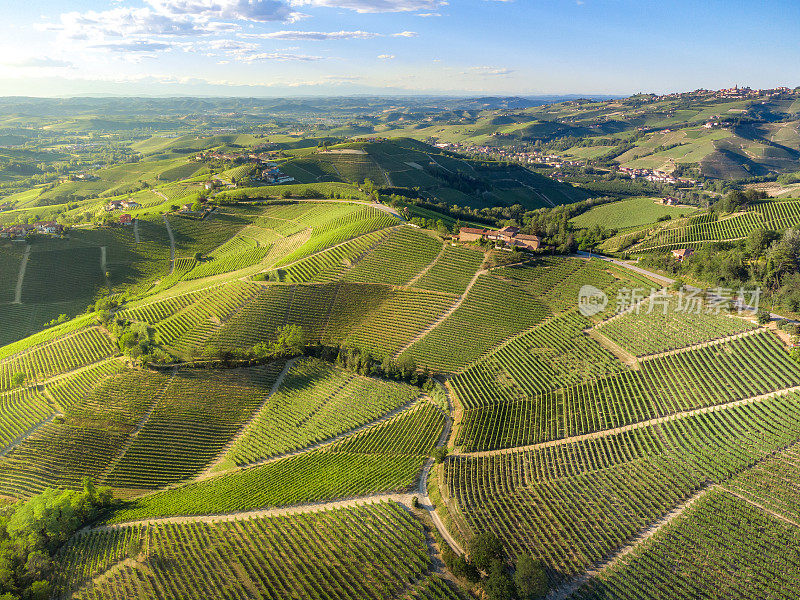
left=459, top=227, right=487, bottom=235
left=119, top=214, right=133, bottom=223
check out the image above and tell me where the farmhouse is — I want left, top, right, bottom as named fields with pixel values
left=0, top=223, right=35, bottom=238
left=119, top=214, right=133, bottom=226
left=672, top=248, right=694, bottom=261
left=105, top=200, right=124, bottom=211
left=34, top=221, right=63, bottom=234
left=457, top=226, right=542, bottom=251
left=122, top=200, right=141, bottom=210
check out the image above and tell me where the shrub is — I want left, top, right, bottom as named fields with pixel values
left=514, top=554, right=548, bottom=600
left=469, top=532, right=505, bottom=572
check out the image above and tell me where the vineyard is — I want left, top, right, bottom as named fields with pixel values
left=450, top=312, right=623, bottom=409
left=4, top=177, right=800, bottom=600
left=342, top=226, right=443, bottom=286
left=455, top=329, right=800, bottom=450
left=0, top=327, right=117, bottom=390
left=224, top=357, right=421, bottom=466
left=56, top=503, right=433, bottom=600
left=572, top=490, right=800, bottom=599
left=625, top=199, right=800, bottom=252
left=594, top=295, right=757, bottom=356
left=447, top=391, right=800, bottom=581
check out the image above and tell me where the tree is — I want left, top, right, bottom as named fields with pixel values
left=451, top=555, right=480, bottom=583
left=469, top=532, right=505, bottom=571
left=757, top=309, right=771, bottom=325
left=10, top=372, right=25, bottom=388
left=272, top=324, right=306, bottom=356
left=432, top=447, right=448, bottom=463
left=485, top=559, right=516, bottom=600
left=746, top=227, right=771, bottom=257
left=514, top=555, right=548, bottom=600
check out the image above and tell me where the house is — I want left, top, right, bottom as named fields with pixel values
left=456, top=227, right=488, bottom=243
left=661, top=196, right=680, bottom=206
left=672, top=248, right=694, bottom=261
left=34, top=221, right=62, bottom=234
left=2, top=224, right=34, bottom=238
left=105, top=200, right=124, bottom=211
left=514, top=234, right=542, bottom=250
left=122, top=200, right=141, bottom=210
left=204, top=181, right=217, bottom=191
left=119, top=214, right=133, bottom=225
left=457, top=226, right=542, bottom=251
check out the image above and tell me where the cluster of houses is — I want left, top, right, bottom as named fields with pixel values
left=617, top=167, right=692, bottom=185
left=106, top=199, right=141, bottom=211
left=641, top=86, right=794, bottom=103
left=194, top=150, right=277, bottom=164
left=457, top=225, right=542, bottom=251
left=259, top=167, right=295, bottom=185
left=1, top=220, right=64, bottom=239
left=433, top=142, right=582, bottom=169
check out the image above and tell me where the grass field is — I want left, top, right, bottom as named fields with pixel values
left=571, top=197, right=692, bottom=230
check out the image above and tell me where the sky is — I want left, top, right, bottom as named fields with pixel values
left=0, top=0, right=798, bottom=97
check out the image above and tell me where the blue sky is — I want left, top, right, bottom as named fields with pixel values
left=0, top=0, right=798, bottom=96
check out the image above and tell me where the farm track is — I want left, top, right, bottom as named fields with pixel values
left=0, top=413, right=62, bottom=459
left=13, top=244, right=30, bottom=304
left=198, top=358, right=296, bottom=478
left=98, top=369, right=177, bottom=484
left=545, top=486, right=713, bottom=600
left=200, top=395, right=425, bottom=479
left=405, top=240, right=447, bottom=288
left=133, top=218, right=140, bottom=243
left=162, top=215, right=175, bottom=274
left=456, top=383, right=800, bottom=458
left=90, top=492, right=419, bottom=532
left=577, top=251, right=791, bottom=320
left=720, top=486, right=800, bottom=528
left=392, top=265, right=488, bottom=359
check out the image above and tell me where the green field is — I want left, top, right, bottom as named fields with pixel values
left=571, top=197, right=691, bottom=230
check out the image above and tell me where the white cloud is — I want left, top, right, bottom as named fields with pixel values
left=258, top=30, right=380, bottom=40
left=377, top=54, right=395, bottom=60
left=144, top=0, right=297, bottom=22
left=392, top=31, right=418, bottom=37
left=415, top=12, right=441, bottom=16
left=468, top=66, right=513, bottom=75
left=290, top=0, right=446, bottom=14
left=2, top=57, right=73, bottom=68
left=237, top=51, right=325, bottom=61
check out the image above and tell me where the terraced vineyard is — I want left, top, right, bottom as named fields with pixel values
left=451, top=312, right=623, bottom=409
left=455, top=329, right=800, bottom=450
left=4, top=158, right=800, bottom=600
left=629, top=199, right=800, bottom=252
left=0, top=327, right=117, bottom=389
left=595, top=294, right=757, bottom=356
left=447, top=391, right=800, bottom=580
left=414, top=244, right=485, bottom=294
left=402, top=273, right=550, bottom=373
left=56, top=503, right=432, bottom=600
left=573, top=490, right=800, bottom=599
left=225, top=358, right=421, bottom=466
left=105, top=364, right=287, bottom=489
left=342, top=226, right=443, bottom=286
